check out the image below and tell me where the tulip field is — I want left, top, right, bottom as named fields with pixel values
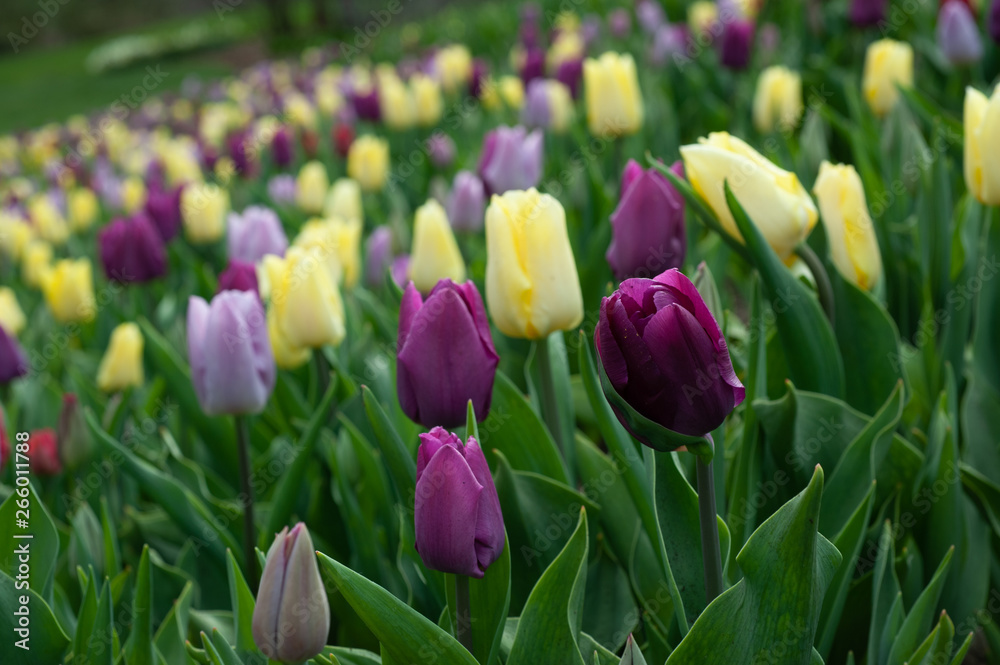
left=3, top=0, right=1000, bottom=662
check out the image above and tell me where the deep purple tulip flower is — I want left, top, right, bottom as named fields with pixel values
left=0, top=328, right=29, bottom=384
left=99, top=213, right=168, bottom=284
left=477, top=125, right=543, bottom=195
left=607, top=160, right=686, bottom=280
left=271, top=126, right=294, bottom=168
left=227, top=129, right=255, bottom=177
left=991, top=0, right=1000, bottom=43
left=352, top=86, right=381, bottom=122
left=228, top=205, right=288, bottom=263
left=447, top=171, right=486, bottom=232
left=414, top=427, right=505, bottom=578
left=397, top=280, right=499, bottom=428
left=850, top=0, right=887, bottom=26
left=596, top=269, right=745, bottom=438
left=555, top=57, right=584, bottom=98
left=187, top=290, right=276, bottom=416
left=217, top=260, right=259, bottom=294
left=520, top=47, right=546, bottom=85
left=144, top=185, right=183, bottom=241
left=719, top=18, right=755, bottom=70
left=470, top=58, right=489, bottom=98
left=365, top=226, right=393, bottom=287
left=938, top=0, right=984, bottom=64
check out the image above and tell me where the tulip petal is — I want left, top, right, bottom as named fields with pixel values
left=596, top=297, right=630, bottom=390
left=453, top=281, right=500, bottom=365
left=187, top=296, right=211, bottom=409
left=252, top=526, right=289, bottom=658
left=414, top=444, right=485, bottom=578
left=416, top=427, right=463, bottom=480
left=201, top=291, right=274, bottom=415
left=276, top=525, right=331, bottom=661
left=464, top=438, right=506, bottom=571
left=606, top=296, right=669, bottom=415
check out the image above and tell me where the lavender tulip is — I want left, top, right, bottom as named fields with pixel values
left=447, top=171, right=486, bottom=232
left=521, top=79, right=551, bottom=129
left=391, top=255, right=410, bottom=288
left=98, top=213, right=168, bottom=284
left=187, top=290, right=275, bottom=416
left=637, top=0, right=666, bottom=34
left=607, top=160, right=686, bottom=280
left=144, top=185, right=183, bottom=241
left=478, top=125, right=543, bottom=195
left=252, top=523, right=330, bottom=662
left=596, top=268, right=744, bottom=439
left=0, top=327, right=28, bottom=383
left=397, top=280, right=499, bottom=428
left=414, top=427, right=505, bottom=578
left=650, top=24, right=689, bottom=67
left=427, top=133, right=456, bottom=169
left=850, top=0, right=887, bottom=26
left=720, top=18, right=755, bottom=70
left=937, top=0, right=983, bottom=64
left=228, top=205, right=288, bottom=263
left=267, top=174, right=297, bottom=207
left=608, top=8, right=632, bottom=37
left=365, top=226, right=394, bottom=287
left=217, top=260, right=260, bottom=295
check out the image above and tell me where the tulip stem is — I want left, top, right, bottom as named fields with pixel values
left=537, top=334, right=575, bottom=486
left=696, top=454, right=724, bottom=604
left=235, top=415, right=258, bottom=590
left=795, top=243, right=835, bottom=322
left=455, top=574, right=473, bottom=653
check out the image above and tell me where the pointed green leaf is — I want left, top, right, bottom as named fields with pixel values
left=153, top=581, right=195, bottom=664
left=84, top=578, right=114, bottom=665
left=0, top=482, right=59, bottom=602
left=619, top=634, right=647, bottom=664
left=362, top=385, right=417, bottom=504
left=225, top=549, right=257, bottom=656
left=868, top=521, right=902, bottom=665
left=886, top=548, right=954, bottom=665
left=126, top=545, right=155, bottom=665
left=0, top=571, right=70, bottom=664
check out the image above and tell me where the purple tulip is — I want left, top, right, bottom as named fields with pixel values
left=227, top=129, right=255, bottom=177
left=414, top=427, right=505, bottom=578
left=187, top=290, right=275, bottom=416
left=650, top=24, right=689, bottom=67
left=991, top=0, right=1000, bottom=43
left=470, top=58, right=489, bottom=98
left=427, top=133, right=456, bottom=169
left=850, top=0, right=886, bottom=26
left=351, top=86, right=381, bottom=122
left=720, top=18, right=755, bottom=69
left=217, top=260, right=260, bottom=295
left=365, top=226, right=394, bottom=287
left=391, top=255, right=410, bottom=288
left=555, top=57, right=584, bottom=98
left=228, top=205, right=288, bottom=263
left=98, top=213, right=168, bottom=284
left=937, top=0, right=984, bottom=64
left=251, top=523, right=330, bottom=662
left=447, top=171, right=486, bottom=232
left=0, top=327, right=29, bottom=384
left=397, top=280, right=499, bottom=428
left=145, top=185, right=183, bottom=241
left=607, top=160, right=686, bottom=280
left=637, top=0, right=666, bottom=34
left=267, top=175, right=297, bottom=207
left=521, top=79, right=551, bottom=129
left=477, top=126, right=543, bottom=195
left=581, top=15, right=602, bottom=45
left=520, top=47, right=546, bottom=85
left=608, top=8, right=632, bottom=37
left=595, top=269, right=744, bottom=438
left=271, top=126, right=294, bottom=168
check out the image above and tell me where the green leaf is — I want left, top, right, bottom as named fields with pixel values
left=907, top=611, right=954, bottom=665
left=724, top=182, right=845, bottom=398
left=886, top=548, right=954, bottom=665
left=619, top=635, right=647, bottom=664
left=0, top=571, right=70, bottom=664
left=225, top=549, right=258, bottom=656
left=202, top=629, right=244, bottom=665
left=84, top=577, right=115, bottom=665
left=154, top=581, right=195, bottom=664
left=582, top=546, right=637, bottom=653
left=99, top=498, right=122, bottom=579
left=0, top=481, right=59, bottom=601
left=262, top=381, right=338, bottom=546
left=468, top=531, right=510, bottom=665
left=84, top=407, right=241, bottom=562
left=318, top=553, right=478, bottom=665
left=665, top=466, right=842, bottom=665
left=868, top=521, right=902, bottom=665
left=125, top=545, right=156, bottom=665
left=507, top=508, right=589, bottom=665
left=362, top=385, right=417, bottom=505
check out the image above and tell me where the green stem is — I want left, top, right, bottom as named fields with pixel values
left=795, top=243, right=835, bottom=323
left=696, top=448, right=724, bottom=604
left=236, top=415, right=258, bottom=590
left=455, top=574, right=473, bottom=654
left=536, top=334, right=575, bottom=486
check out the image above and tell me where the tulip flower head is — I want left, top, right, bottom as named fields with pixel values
left=753, top=66, right=804, bottom=133
left=295, top=161, right=329, bottom=215
left=0, top=326, right=29, bottom=384
left=850, top=0, right=887, bottom=26
left=228, top=205, right=288, bottom=263
left=447, top=171, right=487, bottom=232
left=0, top=288, right=26, bottom=337
left=97, top=322, right=145, bottom=393
left=938, top=0, right=984, bottom=65
left=477, top=125, right=543, bottom=195
left=964, top=85, right=1000, bottom=205
left=144, top=185, right=184, bottom=241
left=217, top=260, right=260, bottom=294
left=813, top=162, right=884, bottom=290
left=181, top=182, right=230, bottom=244
left=187, top=290, right=276, bottom=416
left=397, top=280, right=499, bottom=428
left=414, top=428, right=505, bottom=578
left=347, top=135, right=390, bottom=192
left=42, top=258, right=97, bottom=324
left=364, top=226, right=394, bottom=287
left=596, top=268, right=745, bottom=440
left=991, top=0, right=1000, bottom=44
left=862, top=39, right=914, bottom=117
left=252, top=523, right=330, bottom=662
left=98, top=213, right=168, bottom=284
left=29, top=429, right=62, bottom=475
left=583, top=52, right=644, bottom=137
left=261, top=247, right=346, bottom=350
left=407, top=199, right=466, bottom=292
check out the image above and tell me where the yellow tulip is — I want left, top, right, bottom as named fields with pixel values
left=964, top=85, right=1000, bottom=206
left=548, top=31, right=585, bottom=71
left=411, top=74, right=444, bottom=127
left=547, top=80, right=576, bottom=134
left=408, top=200, right=466, bottom=292
left=294, top=216, right=362, bottom=288
left=679, top=132, right=818, bottom=260
left=181, top=182, right=230, bottom=244
left=485, top=189, right=584, bottom=339
left=347, top=135, right=390, bottom=193
left=160, top=139, right=203, bottom=186
left=262, top=247, right=346, bottom=349
left=862, top=39, right=913, bottom=117
left=753, top=66, right=804, bottom=133
left=583, top=52, right=644, bottom=137
left=0, top=213, right=36, bottom=261
left=295, top=161, right=330, bottom=215
left=324, top=178, right=363, bottom=224
left=41, top=258, right=96, bottom=323
left=812, top=162, right=883, bottom=290
left=0, top=287, right=26, bottom=336
left=22, top=241, right=52, bottom=288
left=121, top=176, right=147, bottom=214
left=267, top=306, right=311, bottom=369
left=68, top=188, right=99, bottom=232
left=379, top=74, right=417, bottom=130
left=435, top=45, right=473, bottom=93
left=97, top=322, right=145, bottom=392
left=284, top=93, right=317, bottom=130
left=689, top=2, right=719, bottom=35
left=499, top=76, right=525, bottom=110
left=28, top=195, right=69, bottom=246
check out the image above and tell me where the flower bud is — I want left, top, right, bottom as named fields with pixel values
left=181, top=182, right=230, bottom=244
left=144, top=185, right=183, bottom=241
left=937, top=0, right=983, bottom=65
left=583, top=52, right=644, bottom=137
left=414, top=428, right=505, bottom=578
left=29, top=429, right=61, bottom=475
left=0, top=288, right=26, bottom=337
left=850, top=0, right=886, bottom=26
left=252, top=523, right=330, bottom=662
left=753, top=66, right=803, bottom=133
left=408, top=200, right=466, bottom=292
left=42, top=258, right=96, bottom=323
left=447, top=171, right=486, bottom=232
left=295, top=161, right=329, bottom=215
left=218, top=260, right=260, bottom=294
left=99, top=213, right=168, bottom=284
left=964, top=85, right=1000, bottom=205
left=228, top=205, right=288, bottom=263
left=262, top=247, right=346, bottom=351
left=97, top=322, right=145, bottom=393
left=862, top=38, right=914, bottom=117
left=813, top=162, right=884, bottom=290
left=478, top=125, right=543, bottom=195
left=364, top=226, right=394, bottom=287
left=0, top=327, right=29, bottom=384
left=347, top=135, right=390, bottom=193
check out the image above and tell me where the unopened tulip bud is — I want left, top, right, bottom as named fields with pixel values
left=228, top=205, right=288, bottom=263
left=97, top=323, right=145, bottom=393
